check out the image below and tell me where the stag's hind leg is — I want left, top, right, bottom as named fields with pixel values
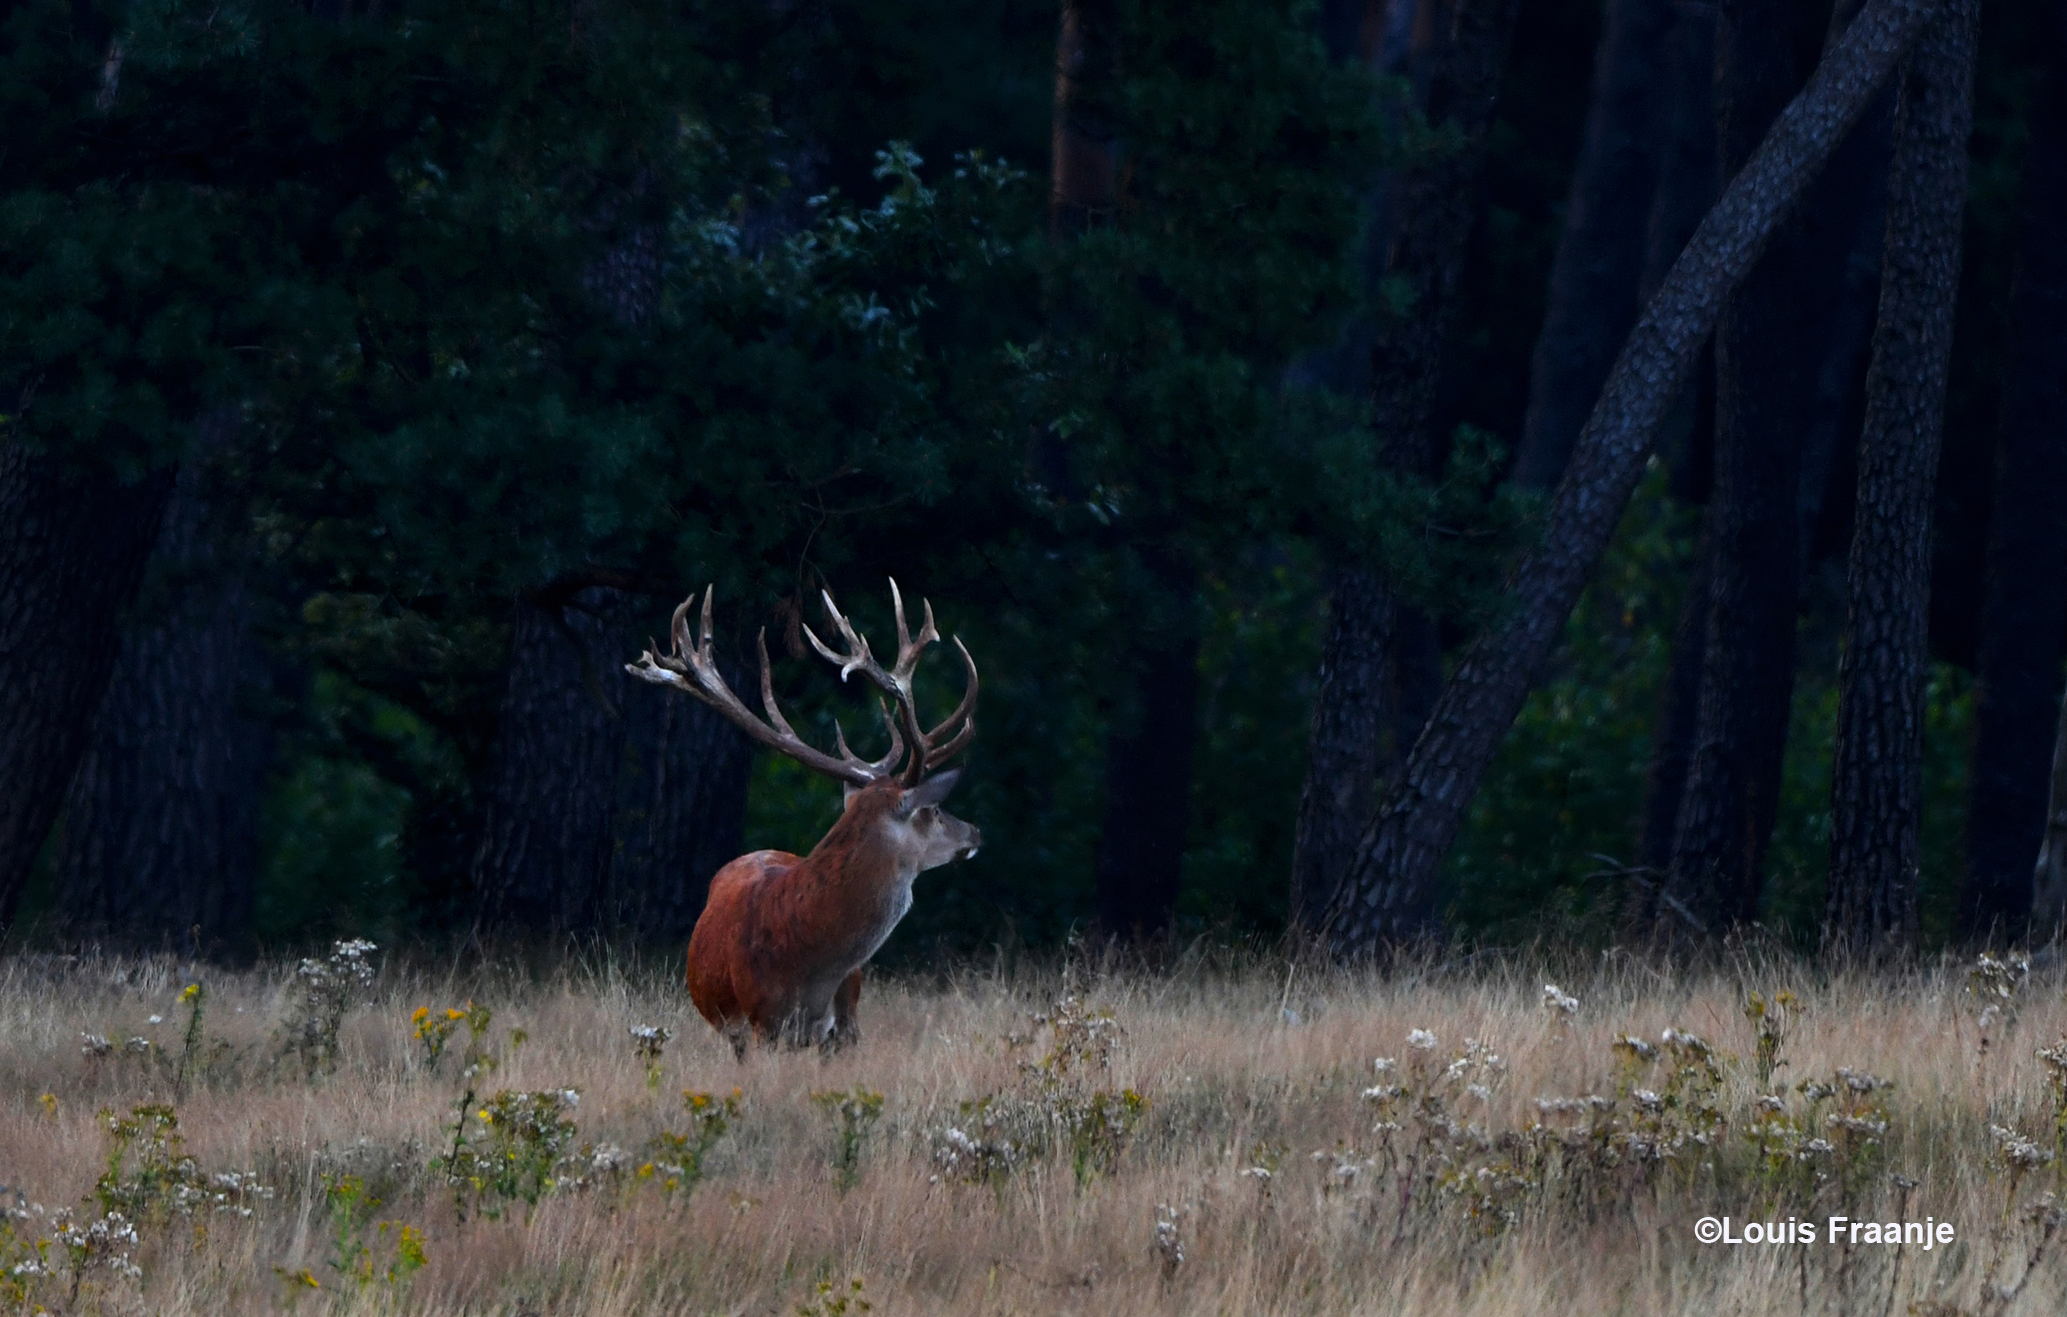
left=825, top=968, right=865, bottom=1053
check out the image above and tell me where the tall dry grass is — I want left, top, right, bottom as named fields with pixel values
left=0, top=942, right=2062, bottom=1316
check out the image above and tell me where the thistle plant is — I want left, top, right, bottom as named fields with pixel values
left=639, top=1089, right=743, bottom=1198
left=1153, top=1204, right=1186, bottom=1279
left=321, top=1173, right=428, bottom=1288
left=811, top=1088, right=885, bottom=1194
left=50, top=1208, right=142, bottom=1305
left=1743, top=988, right=1802, bottom=1089
left=93, top=1104, right=271, bottom=1225
left=631, top=1024, right=673, bottom=1090
left=440, top=1088, right=584, bottom=1220
left=284, top=939, right=380, bottom=1078
left=796, top=1276, right=872, bottom=1316
left=931, top=994, right=1148, bottom=1189
left=2037, top=1037, right=2067, bottom=1157
left=1968, top=953, right=2030, bottom=1055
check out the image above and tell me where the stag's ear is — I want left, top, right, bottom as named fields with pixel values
left=896, top=769, right=962, bottom=817
left=842, top=781, right=862, bottom=808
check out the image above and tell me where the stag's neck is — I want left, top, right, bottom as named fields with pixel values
left=793, top=800, right=917, bottom=959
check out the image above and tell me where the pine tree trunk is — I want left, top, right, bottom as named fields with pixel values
left=1632, top=539, right=1711, bottom=900
left=0, top=445, right=176, bottom=929
left=1291, top=566, right=1396, bottom=933
left=1051, top=0, right=1120, bottom=240
left=1094, top=557, right=1201, bottom=939
left=1632, top=1, right=1887, bottom=931
left=1325, top=0, right=1948, bottom=955
left=2032, top=687, right=2067, bottom=941
left=611, top=656, right=752, bottom=942
left=1654, top=0, right=1822, bottom=935
left=1290, top=0, right=1520, bottom=934
left=1658, top=0, right=1890, bottom=937
left=1778, top=3, right=1897, bottom=555
left=1824, top=0, right=1976, bottom=956
left=1510, top=0, right=1674, bottom=490
left=1961, top=23, right=2067, bottom=943
left=1626, top=2, right=1718, bottom=927
left=55, top=468, right=269, bottom=958
left=473, top=587, right=637, bottom=935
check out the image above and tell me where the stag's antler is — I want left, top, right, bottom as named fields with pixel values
left=628, top=582, right=976, bottom=787
left=627, top=588, right=903, bottom=786
left=804, top=579, right=978, bottom=785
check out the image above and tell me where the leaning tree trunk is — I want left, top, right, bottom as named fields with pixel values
left=1289, top=0, right=1521, bottom=936
left=1510, top=0, right=1674, bottom=491
left=1823, top=0, right=1976, bottom=957
left=0, top=445, right=176, bottom=929
left=55, top=467, right=269, bottom=958
left=1656, top=0, right=1821, bottom=937
left=1324, top=0, right=1950, bottom=955
left=1961, top=22, right=2067, bottom=944
left=472, top=587, right=637, bottom=935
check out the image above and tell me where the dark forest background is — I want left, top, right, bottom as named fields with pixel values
left=2, top=0, right=2061, bottom=965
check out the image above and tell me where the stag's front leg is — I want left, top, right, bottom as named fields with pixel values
left=824, top=968, right=864, bottom=1053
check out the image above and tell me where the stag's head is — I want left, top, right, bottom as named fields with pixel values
left=841, top=768, right=982, bottom=873
left=627, top=579, right=981, bottom=871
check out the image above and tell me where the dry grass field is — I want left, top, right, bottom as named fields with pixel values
left=0, top=941, right=2063, bottom=1316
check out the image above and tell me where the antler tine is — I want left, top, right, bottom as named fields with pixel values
left=833, top=700, right=906, bottom=778
left=627, top=587, right=882, bottom=786
left=802, top=584, right=931, bottom=781
left=920, top=636, right=979, bottom=750
left=886, top=578, right=941, bottom=683
left=754, top=630, right=811, bottom=742
left=666, top=590, right=699, bottom=659
left=803, top=589, right=875, bottom=684
left=924, top=714, right=977, bottom=770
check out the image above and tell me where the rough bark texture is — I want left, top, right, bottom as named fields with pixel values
left=1962, top=22, right=2067, bottom=943
left=1659, top=0, right=1890, bottom=938
left=2033, top=687, right=2067, bottom=940
left=1511, top=0, right=1674, bottom=490
left=1289, top=0, right=1520, bottom=935
left=1624, top=4, right=1719, bottom=927
left=55, top=468, right=268, bottom=957
left=1824, top=0, right=1976, bottom=956
left=1050, top=0, right=1120, bottom=240
left=1094, top=559, right=1201, bottom=939
left=1325, top=0, right=1948, bottom=955
left=611, top=663, right=752, bottom=941
left=1638, top=0, right=1719, bottom=494
left=1657, top=0, right=1819, bottom=936
left=1291, top=566, right=1396, bottom=933
left=0, top=445, right=176, bottom=928
left=1788, top=0, right=1897, bottom=557
left=1793, top=122, right=1894, bottom=553
left=1633, top=539, right=1712, bottom=886
left=473, top=588, right=637, bottom=934
left=1633, top=1, right=1888, bottom=931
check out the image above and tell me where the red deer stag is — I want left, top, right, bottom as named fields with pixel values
left=627, top=581, right=979, bottom=1056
